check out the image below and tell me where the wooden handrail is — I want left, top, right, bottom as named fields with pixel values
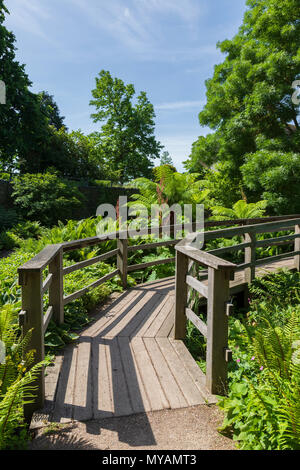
left=173, top=216, right=300, bottom=395
left=18, top=214, right=300, bottom=414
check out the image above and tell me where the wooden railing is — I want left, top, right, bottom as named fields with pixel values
left=174, top=216, right=300, bottom=395
left=18, top=215, right=300, bottom=414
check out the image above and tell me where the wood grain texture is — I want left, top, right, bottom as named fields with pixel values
left=42, top=256, right=294, bottom=422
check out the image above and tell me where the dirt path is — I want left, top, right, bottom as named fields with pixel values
left=29, top=405, right=236, bottom=450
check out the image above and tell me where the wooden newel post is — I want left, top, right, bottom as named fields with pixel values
left=18, top=268, right=45, bottom=419
left=174, top=250, right=189, bottom=340
left=49, top=247, right=64, bottom=324
left=117, top=238, right=128, bottom=289
left=295, top=224, right=300, bottom=272
left=206, top=267, right=232, bottom=395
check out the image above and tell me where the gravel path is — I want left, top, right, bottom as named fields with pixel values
left=29, top=405, right=236, bottom=451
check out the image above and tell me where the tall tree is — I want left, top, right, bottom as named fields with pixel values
left=90, top=70, right=162, bottom=182
left=185, top=0, right=300, bottom=181
left=0, top=1, right=32, bottom=169
left=0, top=2, right=55, bottom=173
left=160, top=151, right=174, bottom=166
left=38, top=91, right=66, bottom=131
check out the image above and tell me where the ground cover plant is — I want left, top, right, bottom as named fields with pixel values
left=186, top=269, right=300, bottom=450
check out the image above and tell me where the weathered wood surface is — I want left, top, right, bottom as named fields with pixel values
left=39, top=256, right=295, bottom=423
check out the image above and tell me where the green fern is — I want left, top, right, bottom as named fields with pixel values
left=0, top=305, right=45, bottom=449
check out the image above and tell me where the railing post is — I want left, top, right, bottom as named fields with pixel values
left=174, top=250, right=189, bottom=339
left=49, top=247, right=64, bottom=324
left=18, top=268, right=45, bottom=419
left=295, top=224, right=300, bottom=271
left=206, top=267, right=231, bottom=395
left=244, top=231, right=256, bottom=283
left=117, top=238, right=128, bottom=289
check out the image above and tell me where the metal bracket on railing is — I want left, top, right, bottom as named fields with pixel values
left=19, top=310, right=27, bottom=327
left=225, top=301, right=234, bottom=317
left=224, top=348, right=233, bottom=362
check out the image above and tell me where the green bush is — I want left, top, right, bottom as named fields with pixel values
left=241, top=151, right=300, bottom=215
left=0, top=231, right=16, bottom=251
left=11, top=173, right=85, bottom=226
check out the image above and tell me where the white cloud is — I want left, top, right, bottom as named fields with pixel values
left=156, top=100, right=205, bottom=111
left=68, top=0, right=205, bottom=54
left=4, top=0, right=51, bottom=38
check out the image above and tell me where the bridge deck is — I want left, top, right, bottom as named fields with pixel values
left=40, top=257, right=294, bottom=424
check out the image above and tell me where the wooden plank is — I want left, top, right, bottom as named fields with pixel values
left=174, top=250, right=189, bottom=340
left=73, top=339, right=93, bottom=421
left=255, top=251, right=298, bottom=266
left=244, top=232, right=256, bottom=283
left=176, top=245, right=236, bottom=271
left=144, top=295, right=174, bottom=338
left=170, top=339, right=217, bottom=404
left=144, top=338, right=188, bottom=409
left=295, top=225, right=300, bottom=271
left=119, top=292, right=163, bottom=337
left=42, top=273, right=53, bottom=295
left=156, top=337, right=205, bottom=406
left=109, top=338, right=133, bottom=416
left=117, top=239, right=128, bottom=289
left=186, top=275, right=208, bottom=298
left=93, top=339, right=114, bottom=419
left=85, top=290, right=144, bottom=338
left=134, top=294, right=171, bottom=337
left=118, top=337, right=150, bottom=413
left=203, top=218, right=300, bottom=241
left=186, top=308, right=207, bottom=338
left=208, top=242, right=250, bottom=256
left=63, top=269, right=119, bottom=305
left=206, top=267, right=230, bottom=395
left=104, top=291, right=155, bottom=338
left=131, top=337, right=169, bottom=411
left=18, top=244, right=62, bottom=272
left=43, top=306, right=53, bottom=333
left=256, top=233, right=299, bottom=247
left=63, top=249, right=118, bottom=275
left=52, top=345, right=77, bottom=422
left=20, top=270, right=44, bottom=418
left=155, top=306, right=175, bottom=338
left=49, top=248, right=64, bottom=324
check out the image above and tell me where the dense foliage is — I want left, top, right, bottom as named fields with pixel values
left=11, top=173, right=85, bottom=226
left=185, top=0, right=300, bottom=214
left=90, top=70, right=162, bottom=182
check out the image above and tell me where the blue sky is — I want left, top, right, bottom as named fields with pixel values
left=4, top=0, right=247, bottom=171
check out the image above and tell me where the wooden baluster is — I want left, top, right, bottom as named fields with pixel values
left=117, top=238, right=128, bottom=289
left=244, top=231, right=256, bottom=283
left=174, top=250, right=189, bottom=340
left=295, top=224, right=300, bottom=271
left=18, top=268, right=45, bottom=419
left=206, top=267, right=231, bottom=395
left=49, top=247, right=64, bottom=324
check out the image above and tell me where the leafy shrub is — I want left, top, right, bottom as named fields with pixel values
left=11, top=173, right=85, bottom=226
left=0, top=231, right=16, bottom=251
left=9, top=221, right=42, bottom=240
left=241, top=151, right=300, bottom=215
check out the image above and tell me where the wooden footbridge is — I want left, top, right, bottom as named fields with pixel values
left=18, top=216, right=300, bottom=423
